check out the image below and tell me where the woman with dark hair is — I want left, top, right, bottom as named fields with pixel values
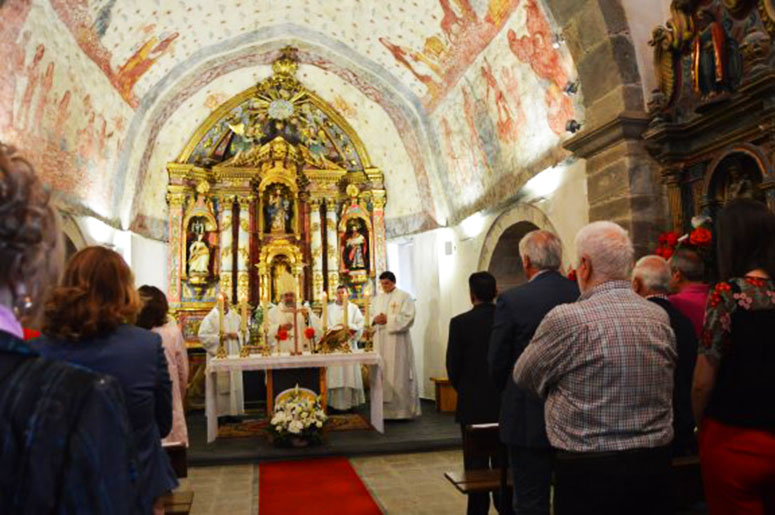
left=33, top=247, right=178, bottom=514
left=138, top=285, right=189, bottom=447
left=692, top=199, right=775, bottom=514
left=0, top=143, right=139, bottom=513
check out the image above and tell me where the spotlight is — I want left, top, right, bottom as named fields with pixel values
left=566, top=119, right=582, bottom=133
left=563, top=80, right=579, bottom=96
left=552, top=33, right=565, bottom=49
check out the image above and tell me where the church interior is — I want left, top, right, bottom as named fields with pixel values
left=3, top=0, right=775, bottom=513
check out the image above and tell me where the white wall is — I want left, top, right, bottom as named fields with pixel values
left=620, top=0, right=672, bottom=106
left=388, top=160, right=589, bottom=399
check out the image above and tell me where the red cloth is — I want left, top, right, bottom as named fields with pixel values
left=699, top=417, right=775, bottom=514
left=259, top=457, right=381, bottom=514
left=669, top=284, right=710, bottom=339
left=22, top=328, right=40, bottom=340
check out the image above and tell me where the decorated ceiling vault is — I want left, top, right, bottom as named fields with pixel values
left=0, top=0, right=582, bottom=240
left=167, top=49, right=387, bottom=336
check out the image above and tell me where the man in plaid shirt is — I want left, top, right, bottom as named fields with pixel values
left=514, top=221, right=677, bottom=515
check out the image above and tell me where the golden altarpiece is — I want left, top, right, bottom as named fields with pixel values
left=166, top=48, right=387, bottom=354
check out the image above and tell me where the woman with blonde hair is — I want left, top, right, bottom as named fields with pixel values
left=33, top=246, right=178, bottom=513
left=0, top=142, right=139, bottom=513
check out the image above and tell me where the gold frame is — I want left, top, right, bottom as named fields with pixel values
left=256, top=239, right=305, bottom=304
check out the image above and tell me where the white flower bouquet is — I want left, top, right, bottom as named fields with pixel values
left=268, top=385, right=328, bottom=446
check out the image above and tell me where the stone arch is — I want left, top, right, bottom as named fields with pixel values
left=59, top=213, right=88, bottom=262
left=478, top=203, right=558, bottom=272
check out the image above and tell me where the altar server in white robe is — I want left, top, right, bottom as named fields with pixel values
left=267, top=273, right=322, bottom=353
left=326, top=285, right=366, bottom=410
left=372, top=271, right=421, bottom=419
left=198, top=300, right=245, bottom=417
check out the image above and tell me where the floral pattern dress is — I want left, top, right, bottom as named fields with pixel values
left=700, top=276, right=775, bottom=361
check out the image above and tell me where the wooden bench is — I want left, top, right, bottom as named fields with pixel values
left=444, top=423, right=511, bottom=509
left=162, top=491, right=194, bottom=514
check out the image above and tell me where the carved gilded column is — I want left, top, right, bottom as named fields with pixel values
left=372, top=190, right=387, bottom=277
left=664, top=171, right=684, bottom=232
left=218, top=195, right=235, bottom=303
left=236, top=195, right=252, bottom=304
left=325, top=200, right=340, bottom=297
left=166, top=190, right=186, bottom=304
left=309, top=198, right=324, bottom=302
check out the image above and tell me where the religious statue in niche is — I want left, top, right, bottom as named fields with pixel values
left=264, top=185, right=292, bottom=234
left=342, top=219, right=369, bottom=272
left=271, top=259, right=293, bottom=303
left=716, top=155, right=763, bottom=204
left=187, top=216, right=212, bottom=282
left=692, top=8, right=741, bottom=101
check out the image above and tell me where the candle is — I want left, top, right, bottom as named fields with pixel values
left=364, top=291, right=371, bottom=329
left=321, top=291, right=328, bottom=333
left=343, top=294, right=349, bottom=332
left=217, top=293, right=225, bottom=336
left=240, top=300, right=248, bottom=335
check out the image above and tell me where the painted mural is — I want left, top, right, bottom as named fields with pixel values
left=0, top=1, right=133, bottom=217
left=431, top=0, right=582, bottom=216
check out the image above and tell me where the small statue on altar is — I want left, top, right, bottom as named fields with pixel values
left=343, top=219, right=368, bottom=272
left=188, top=233, right=211, bottom=276
left=266, top=185, right=291, bottom=234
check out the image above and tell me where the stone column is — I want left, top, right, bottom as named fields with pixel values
left=218, top=195, right=235, bottom=303
left=325, top=200, right=340, bottom=297
left=563, top=112, right=663, bottom=256
left=663, top=171, right=684, bottom=233
left=309, top=198, right=324, bottom=302
left=236, top=195, right=252, bottom=304
left=372, top=191, right=387, bottom=278
left=166, top=190, right=186, bottom=304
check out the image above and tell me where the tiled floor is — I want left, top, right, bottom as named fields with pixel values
left=181, top=450, right=496, bottom=514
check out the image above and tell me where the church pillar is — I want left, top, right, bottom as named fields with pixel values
left=325, top=200, right=340, bottom=297
left=218, top=194, right=235, bottom=303
left=166, top=190, right=186, bottom=304
left=372, top=190, right=387, bottom=278
left=236, top=195, right=252, bottom=304
left=309, top=198, right=324, bottom=302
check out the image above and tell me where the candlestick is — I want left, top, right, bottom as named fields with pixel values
left=321, top=291, right=328, bottom=334
left=240, top=300, right=248, bottom=334
left=343, top=294, right=349, bottom=333
left=217, top=293, right=225, bottom=336
left=216, top=293, right=226, bottom=359
left=292, top=305, right=300, bottom=355
left=364, top=291, right=371, bottom=329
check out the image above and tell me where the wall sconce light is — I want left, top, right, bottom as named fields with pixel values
left=566, top=119, right=582, bottom=134
left=563, top=80, right=579, bottom=96
left=552, top=33, right=565, bottom=49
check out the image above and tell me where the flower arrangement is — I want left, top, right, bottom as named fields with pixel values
left=304, top=327, right=316, bottom=340
left=655, top=231, right=681, bottom=259
left=653, top=215, right=715, bottom=280
left=268, top=385, right=327, bottom=447
left=277, top=328, right=289, bottom=341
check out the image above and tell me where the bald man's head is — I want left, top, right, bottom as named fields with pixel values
left=632, top=255, right=671, bottom=297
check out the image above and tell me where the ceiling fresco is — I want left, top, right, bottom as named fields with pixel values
left=0, top=0, right=581, bottom=239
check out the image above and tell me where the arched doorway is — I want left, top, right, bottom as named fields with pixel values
left=487, top=221, right=539, bottom=292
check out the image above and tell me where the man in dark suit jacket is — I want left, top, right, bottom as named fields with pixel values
left=446, top=271, right=506, bottom=515
left=633, top=255, right=698, bottom=456
left=489, top=230, right=579, bottom=515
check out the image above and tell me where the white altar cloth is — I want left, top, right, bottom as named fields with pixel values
left=205, top=352, right=384, bottom=443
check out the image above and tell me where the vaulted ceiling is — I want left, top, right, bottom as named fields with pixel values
left=0, top=0, right=583, bottom=239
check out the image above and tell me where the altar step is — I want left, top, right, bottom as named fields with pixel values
left=187, top=399, right=460, bottom=466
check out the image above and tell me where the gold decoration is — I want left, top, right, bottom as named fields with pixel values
left=759, top=0, right=775, bottom=37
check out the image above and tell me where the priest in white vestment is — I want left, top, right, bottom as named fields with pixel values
left=372, top=271, right=421, bottom=419
left=267, top=273, right=322, bottom=353
left=198, top=301, right=245, bottom=417
left=326, top=285, right=366, bottom=410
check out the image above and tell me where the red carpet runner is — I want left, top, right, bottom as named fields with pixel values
left=259, top=457, right=382, bottom=514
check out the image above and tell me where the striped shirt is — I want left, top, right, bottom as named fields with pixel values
left=514, top=281, right=677, bottom=452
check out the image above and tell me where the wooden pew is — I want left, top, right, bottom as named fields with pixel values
left=444, top=423, right=511, bottom=510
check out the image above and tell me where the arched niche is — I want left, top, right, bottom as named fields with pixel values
left=704, top=148, right=769, bottom=213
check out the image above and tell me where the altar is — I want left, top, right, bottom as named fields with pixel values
left=164, top=47, right=389, bottom=415
left=205, top=352, right=384, bottom=443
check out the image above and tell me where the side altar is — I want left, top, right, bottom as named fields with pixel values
left=166, top=47, right=387, bottom=354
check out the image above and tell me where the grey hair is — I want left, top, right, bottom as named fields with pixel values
left=575, top=221, right=634, bottom=281
left=632, top=255, right=671, bottom=293
left=669, top=248, right=705, bottom=281
left=518, top=230, right=562, bottom=271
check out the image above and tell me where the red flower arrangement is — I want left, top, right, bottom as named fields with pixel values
left=277, top=329, right=289, bottom=341
left=304, top=327, right=316, bottom=339
left=655, top=231, right=681, bottom=259
left=689, top=227, right=712, bottom=247
left=566, top=269, right=577, bottom=282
